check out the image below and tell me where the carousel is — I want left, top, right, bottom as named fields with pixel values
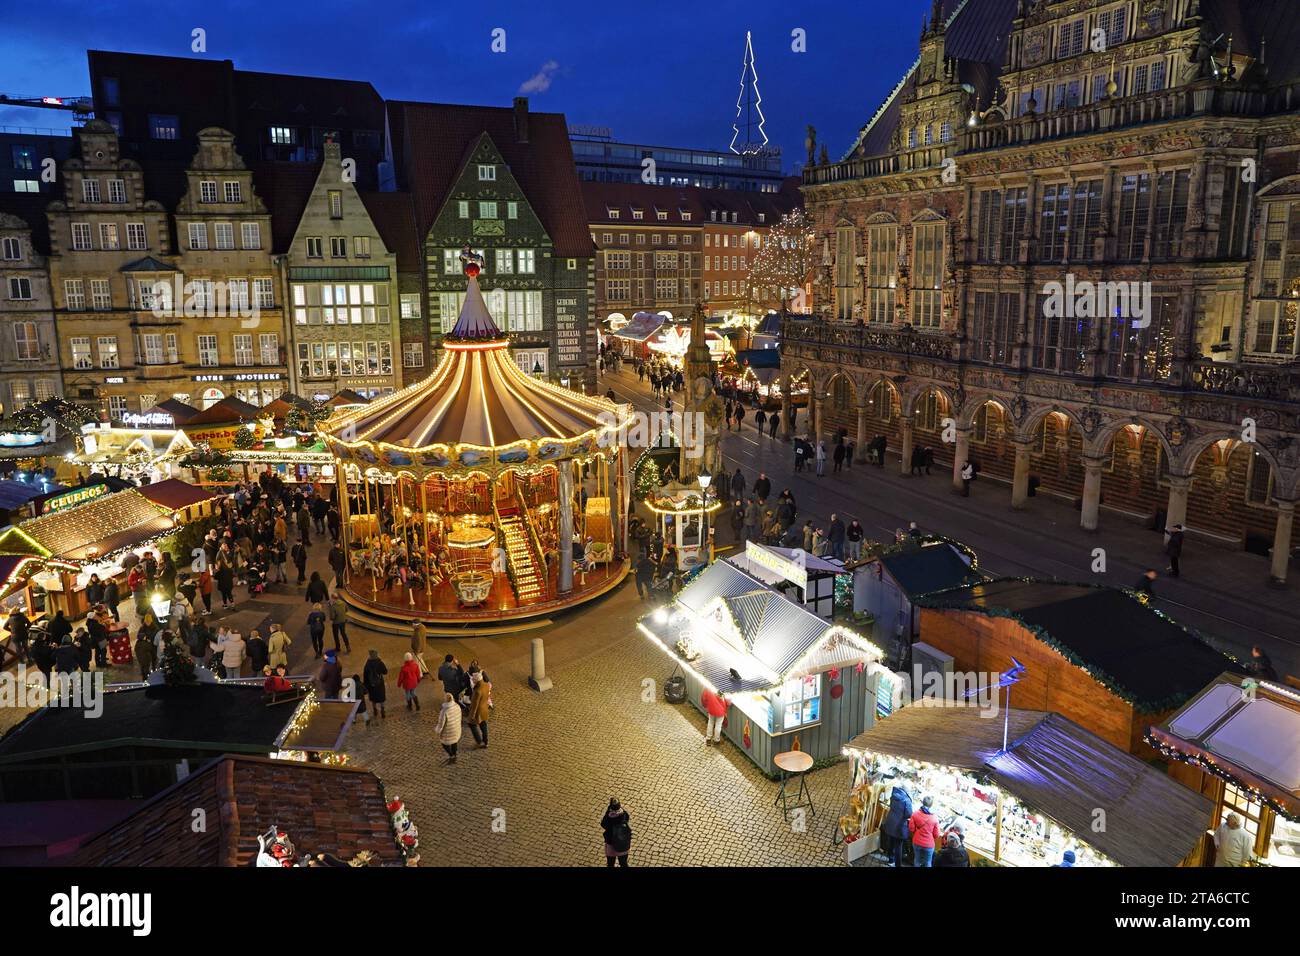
left=320, top=253, right=636, bottom=628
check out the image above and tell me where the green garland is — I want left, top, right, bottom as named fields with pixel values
left=1145, top=733, right=1299, bottom=823
left=914, top=576, right=1243, bottom=713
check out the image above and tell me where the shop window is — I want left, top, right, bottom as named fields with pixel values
left=867, top=380, right=894, bottom=423
left=779, top=673, right=821, bottom=730
left=830, top=376, right=851, bottom=411
left=915, top=391, right=941, bottom=431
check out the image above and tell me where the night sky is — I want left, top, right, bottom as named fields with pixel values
left=1, top=0, right=934, bottom=172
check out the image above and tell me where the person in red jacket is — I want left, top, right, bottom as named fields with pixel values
left=263, top=664, right=294, bottom=696
left=700, top=687, right=728, bottom=745
left=908, top=795, right=942, bottom=867
left=397, top=652, right=422, bottom=712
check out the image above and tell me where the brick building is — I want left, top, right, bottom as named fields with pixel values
left=0, top=197, right=61, bottom=415
left=788, top=0, right=1300, bottom=583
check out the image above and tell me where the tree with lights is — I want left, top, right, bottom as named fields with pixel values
left=160, top=636, right=197, bottom=686
left=746, top=208, right=816, bottom=313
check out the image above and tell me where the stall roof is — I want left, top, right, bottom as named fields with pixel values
left=1150, top=673, right=1300, bottom=820
left=914, top=579, right=1242, bottom=711
left=0, top=488, right=175, bottom=563
left=847, top=705, right=1213, bottom=868
left=612, top=312, right=666, bottom=342
left=728, top=544, right=844, bottom=584
left=149, top=398, right=202, bottom=425
left=756, top=312, right=783, bottom=336
left=732, top=347, right=781, bottom=370
left=642, top=560, right=880, bottom=692
left=0, top=480, right=60, bottom=511
left=137, top=478, right=223, bottom=512
left=182, top=395, right=263, bottom=428
left=877, top=543, right=982, bottom=598
left=69, top=755, right=405, bottom=867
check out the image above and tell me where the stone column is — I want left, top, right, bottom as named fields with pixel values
left=1080, top=455, right=1105, bottom=531
left=900, top=419, right=914, bottom=476
left=1165, top=473, right=1191, bottom=534
left=558, top=462, right=574, bottom=593
left=950, top=427, right=970, bottom=493
left=780, top=374, right=793, bottom=441
left=1011, top=439, right=1032, bottom=510
left=813, top=396, right=825, bottom=444
left=854, top=404, right=869, bottom=463
left=1270, top=499, right=1295, bottom=586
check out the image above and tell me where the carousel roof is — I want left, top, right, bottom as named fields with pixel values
left=324, top=273, right=627, bottom=461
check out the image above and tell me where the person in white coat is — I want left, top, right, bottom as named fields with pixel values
left=435, top=692, right=463, bottom=764
left=1213, top=813, right=1254, bottom=867
left=210, top=630, right=246, bottom=678
left=815, top=441, right=827, bottom=477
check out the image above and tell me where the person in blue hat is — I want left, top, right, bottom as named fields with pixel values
left=318, top=648, right=343, bottom=699
left=1053, top=850, right=1076, bottom=868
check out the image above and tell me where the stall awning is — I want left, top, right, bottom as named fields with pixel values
left=0, top=480, right=60, bottom=511
left=612, top=312, right=666, bottom=342
left=877, top=543, right=982, bottom=599
left=732, top=348, right=781, bottom=370
left=137, top=479, right=223, bottom=513
left=1150, top=673, right=1300, bottom=820
left=847, top=705, right=1214, bottom=868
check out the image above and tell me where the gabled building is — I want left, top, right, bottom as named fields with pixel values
left=282, top=138, right=400, bottom=399
left=791, top=0, right=1300, bottom=582
left=0, top=196, right=61, bottom=415
left=388, top=97, right=597, bottom=390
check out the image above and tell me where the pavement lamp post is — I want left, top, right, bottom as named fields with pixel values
left=697, top=466, right=712, bottom=565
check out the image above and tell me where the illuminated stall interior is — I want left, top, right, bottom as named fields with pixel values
left=322, top=256, right=635, bottom=625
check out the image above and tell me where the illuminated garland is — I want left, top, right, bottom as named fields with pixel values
left=275, top=686, right=320, bottom=749
left=1144, top=734, right=1299, bottom=823
left=915, top=576, right=1243, bottom=712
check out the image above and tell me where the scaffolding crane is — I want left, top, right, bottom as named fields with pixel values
left=0, top=93, right=94, bottom=115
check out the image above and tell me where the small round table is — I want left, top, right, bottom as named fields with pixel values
left=773, top=749, right=816, bottom=821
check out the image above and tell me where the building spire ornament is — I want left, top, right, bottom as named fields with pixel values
left=729, top=31, right=768, bottom=156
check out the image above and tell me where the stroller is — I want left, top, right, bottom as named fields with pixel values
left=247, top=563, right=267, bottom=596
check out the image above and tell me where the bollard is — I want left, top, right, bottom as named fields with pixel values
left=528, top=637, right=553, bottom=692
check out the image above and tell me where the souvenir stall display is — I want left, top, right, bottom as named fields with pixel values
left=320, top=253, right=637, bottom=628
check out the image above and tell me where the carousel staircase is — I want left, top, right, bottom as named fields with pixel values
left=497, top=506, right=545, bottom=602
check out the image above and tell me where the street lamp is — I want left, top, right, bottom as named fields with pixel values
left=531, top=359, right=543, bottom=379
left=697, top=466, right=712, bottom=565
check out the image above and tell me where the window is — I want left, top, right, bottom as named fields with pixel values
left=13, top=180, right=38, bottom=193
left=458, top=201, right=469, bottom=219
left=1117, top=173, right=1152, bottom=260
left=328, top=191, right=342, bottom=219
left=95, top=222, right=119, bottom=251
left=606, top=251, right=630, bottom=270
left=1, top=237, right=19, bottom=260
left=224, top=181, right=242, bottom=203
left=1056, top=18, right=1085, bottom=58
left=214, top=222, right=235, bottom=250
left=11, top=145, right=35, bottom=170
left=97, top=335, right=119, bottom=368
left=233, top=334, right=254, bottom=366
left=353, top=236, right=370, bottom=258
left=108, top=179, right=126, bottom=203
left=911, top=220, right=944, bottom=328
left=7, top=277, right=31, bottom=300
left=9, top=381, right=31, bottom=408
left=970, top=291, right=1018, bottom=364
left=655, top=278, right=678, bottom=299
left=606, top=279, right=631, bottom=301
left=1151, top=169, right=1190, bottom=259
left=477, top=164, right=496, bottom=181
left=515, top=249, right=536, bottom=274
left=149, top=114, right=179, bottom=140
left=514, top=350, right=546, bottom=376
left=400, top=294, right=421, bottom=319
left=1032, top=291, right=1090, bottom=373
left=200, top=181, right=218, bottom=203
left=269, top=126, right=294, bottom=145
left=494, top=248, right=515, bottom=274
left=602, top=233, right=612, bottom=244
left=166, top=333, right=178, bottom=364
left=1104, top=294, right=1177, bottom=380
left=140, top=333, right=164, bottom=364
left=13, top=322, right=39, bottom=360
left=1218, top=164, right=1251, bottom=259
left=90, top=279, right=112, bottom=310
left=70, top=336, right=92, bottom=369
left=64, top=279, right=85, bottom=309
left=306, top=236, right=323, bottom=259
left=975, top=188, right=1027, bottom=262
left=507, top=202, right=518, bottom=219
left=330, top=236, right=347, bottom=258
left=228, top=279, right=250, bottom=311
left=198, top=334, right=219, bottom=367
left=188, top=222, right=208, bottom=250
left=403, top=342, right=424, bottom=368
left=241, top=222, right=262, bottom=250
left=1246, top=452, right=1274, bottom=506
left=443, top=249, right=459, bottom=274
left=34, top=379, right=56, bottom=401
left=1251, top=201, right=1300, bottom=356
left=780, top=673, right=821, bottom=730
left=835, top=225, right=856, bottom=320
left=479, top=201, right=498, bottom=219
left=1097, top=6, right=1127, bottom=47
left=71, top=223, right=92, bottom=250
left=1053, top=79, right=1083, bottom=109
left=126, top=222, right=147, bottom=250
left=82, top=179, right=100, bottom=203
left=109, top=395, right=128, bottom=421
left=259, top=333, right=279, bottom=365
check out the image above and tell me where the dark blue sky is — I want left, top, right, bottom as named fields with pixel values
left=1, top=0, right=933, bottom=171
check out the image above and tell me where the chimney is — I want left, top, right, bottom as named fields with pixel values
left=513, top=97, right=529, bottom=143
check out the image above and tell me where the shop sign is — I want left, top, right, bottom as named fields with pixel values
left=0, top=432, right=43, bottom=448
left=185, top=426, right=243, bottom=450
left=233, top=372, right=282, bottom=382
left=42, top=483, right=109, bottom=514
left=122, top=411, right=175, bottom=429
left=556, top=296, right=582, bottom=366
left=744, top=541, right=807, bottom=590
left=104, top=377, right=125, bottom=384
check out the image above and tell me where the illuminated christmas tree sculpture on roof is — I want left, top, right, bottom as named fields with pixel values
left=729, top=30, right=768, bottom=155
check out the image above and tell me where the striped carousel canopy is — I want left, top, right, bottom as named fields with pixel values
left=322, top=272, right=630, bottom=472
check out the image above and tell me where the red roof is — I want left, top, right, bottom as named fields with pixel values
left=358, top=191, right=422, bottom=270
left=582, top=180, right=802, bottom=228
left=389, top=99, right=594, bottom=258
left=182, top=395, right=263, bottom=428
left=70, top=755, right=408, bottom=867
left=137, top=478, right=223, bottom=512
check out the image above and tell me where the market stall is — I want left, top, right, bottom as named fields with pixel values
left=639, top=558, right=887, bottom=776
left=729, top=541, right=843, bottom=619
left=853, top=536, right=983, bottom=641
left=608, top=311, right=666, bottom=361
left=73, top=422, right=196, bottom=484
left=842, top=704, right=1214, bottom=867
left=642, top=481, right=722, bottom=570
left=1148, top=672, right=1300, bottom=866
left=319, top=253, right=636, bottom=628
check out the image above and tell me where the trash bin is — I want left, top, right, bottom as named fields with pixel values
left=664, top=674, right=687, bottom=703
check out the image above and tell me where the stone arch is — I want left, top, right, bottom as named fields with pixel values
left=900, top=380, right=957, bottom=421
left=1087, top=416, right=1177, bottom=465
left=865, top=211, right=898, bottom=225
left=823, top=370, right=859, bottom=413
left=1017, top=404, right=1087, bottom=444
left=863, top=376, right=903, bottom=424
left=955, top=391, right=1009, bottom=430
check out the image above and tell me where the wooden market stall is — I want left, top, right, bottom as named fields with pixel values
left=729, top=541, right=843, bottom=619
left=842, top=704, right=1215, bottom=867
left=853, top=536, right=984, bottom=642
left=639, top=558, right=889, bottom=776
left=912, top=579, right=1243, bottom=756
left=1149, top=672, right=1300, bottom=867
